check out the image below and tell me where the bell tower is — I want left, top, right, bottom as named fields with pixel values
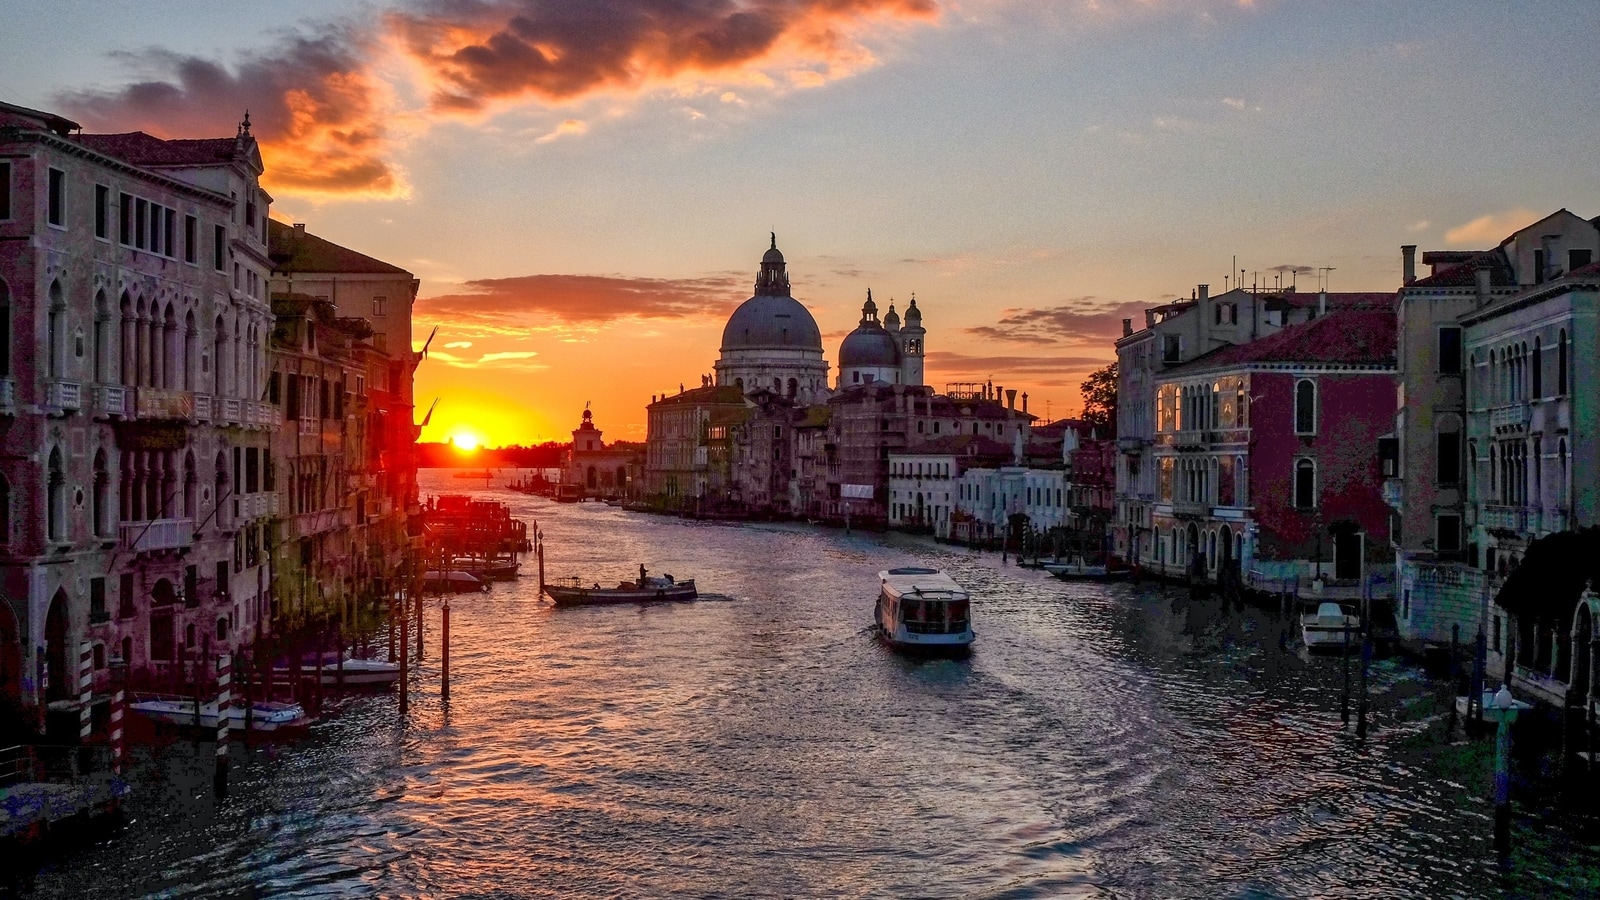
left=900, top=295, right=925, bottom=386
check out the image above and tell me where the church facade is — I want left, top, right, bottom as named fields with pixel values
left=713, top=236, right=832, bottom=403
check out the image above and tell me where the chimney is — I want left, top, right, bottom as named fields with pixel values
left=1401, top=244, right=1417, bottom=285
left=1318, top=291, right=1327, bottom=316
left=1021, top=392, right=1028, bottom=415
left=1475, top=264, right=1492, bottom=305
left=1198, top=284, right=1209, bottom=303
left=1145, top=310, right=1156, bottom=328
left=293, top=222, right=306, bottom=242
left=1122, top=317, right=1133, bottom=337
left=1006, top=389, right=1017, bottom=412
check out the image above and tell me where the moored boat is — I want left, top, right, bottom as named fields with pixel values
left=545, top=574, right=697, bottom=606
left=1301, top=601, right=1360, bottom=652
left=1043, top=557, right=1132, bottom=581
left=451, top=557, right=521, bottom=580
left=273, top=652, right=401, bottom=687
left=128, top=694, right=312, bottom=733
left=423, top=570, right=490, bottom=593
left=876, top=567, right=974, bottom=656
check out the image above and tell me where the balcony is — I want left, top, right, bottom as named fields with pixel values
left=135, top=387, right=194, bottom=420
left=1481, top=504, right=1528, bottom=533
left=119, top=517, right=194, bottom=553
left=235, top=492, right=280, bottom=521
left=245, top=401, right=281, bottom=429
left=94, top=385, right=131, bottom=419
left=221, top=398, right=242, bottom=425
left=1489, top=403, right=1529, bottom=433
left=1172, top=500, right=1210, bottom=518
left=192, top=392, right=213, bottom=421
left=45, top=380, right=81, bottom=414
left=0, top=377, right=13, bottom=415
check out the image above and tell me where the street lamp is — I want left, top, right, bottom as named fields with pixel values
left=1483, top=684, right=1532, bottom=862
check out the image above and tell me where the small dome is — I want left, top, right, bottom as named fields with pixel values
left=883, top=302, right=900, bottom=328
left=904, top=296, right=921, bottom=322
left=762, top=232, right=783, bottom=264
left=840, top=323, right=902, bottom=368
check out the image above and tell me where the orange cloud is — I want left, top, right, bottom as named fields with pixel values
left=416, top=272, right=748, bottom=324
left=55, top=1, right=940, bottom=199
left=1444, top=209, right=1542, bottom=247
left=58, top=33, right=405, bottom=200
left=962, top=298, right=1152, bottom=346
left=391, top=0, right=939, bottom=111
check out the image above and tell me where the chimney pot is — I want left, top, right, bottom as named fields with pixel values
left=1198, top=284, right=1209, bottom=303
left=1021, top=392, right=1029, bottom=415
left=1318, top=290, right=1327, bottom=316
left=1122, top=317, right=1133, bottom=337
left=1006, top=389, right=1017, bottom=412
left=293, top=223, right=306, bottom=240
left=1401, top=244, right=1417, bottom=285
left=1475, top=264, right=1492, bottom=304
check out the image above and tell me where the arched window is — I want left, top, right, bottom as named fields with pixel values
left=184, top=310, right=198, bottom=391
left=92, top=449, right=109, bottom=537
left=213, top=315, right=228, bottom=396
left=93, top=290, right=108, bottom=383
left=1559, top=329, right=1568, bottom=395
left=0, top=472, right=10, bottom=545
left=162, top=304, right=178, bottom=390
left=1294, top=458, right=1316, bottom=509
left=1559, top=439, right=1569, bottom=506
left=1532, top=336, right=1543, bottom=398
left=47, top=446, right=65, bottom=541
left=47, top=280, right=65, bottom=379
left=1294, top=379, right=1317, bottom=435
left=119, top=292, right=134, bottom=385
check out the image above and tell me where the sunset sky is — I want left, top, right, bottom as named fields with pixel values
left=4, top=1, right=1598, bottom=447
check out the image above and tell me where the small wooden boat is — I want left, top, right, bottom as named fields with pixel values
left=452, top=557, right=521, bottom=580
left=274, top=652, right=401, bottom=687
left=545, top=575, right=697, bottom=606
left=128, top=694, right=312, bottom=733
left=1043, top=557, right=1132, bottom=581
left=1301, top=601, right=1360, bottom=652
left=876, top=567, right=974, bottom=656
left=423, top=570, right=490, bottom=593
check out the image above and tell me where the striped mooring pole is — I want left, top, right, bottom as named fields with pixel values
left=109, top=687, right=125, bottom=776
left=214, top=653, right=231, bottom=798
left=77, top=642, right=93, bottom=744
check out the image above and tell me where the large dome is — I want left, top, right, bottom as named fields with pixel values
left=721, top=293, right=824, bottom=351
left=839, top=324, right=901, bottom=367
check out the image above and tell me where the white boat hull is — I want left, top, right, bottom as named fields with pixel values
left=876, top=567, right=975, bottom=656
left=129, top=696, right=312, bottom=732
left=273, top=657, right=401, bottom=687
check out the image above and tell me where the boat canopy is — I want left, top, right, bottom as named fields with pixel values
left=879, top=568, right=968, bottom=601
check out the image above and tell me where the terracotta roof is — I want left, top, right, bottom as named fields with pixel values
left=1168, top=308, right=1396, bottom=371
left=1266, top=291, right=1394, bottom=310
left=648, top=385, right=746, bottom=407
left=268, top=219, right=411, bottom=275
left=1406, top=249, right=1515, bottom=288
left=0, top=100, right=79, bottom=135
left=77, top=131, right=241, bottom=167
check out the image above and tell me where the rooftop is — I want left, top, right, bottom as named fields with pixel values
left=1167, top=307, right=1396, bottom=372
left=268, top=219, right=412, bottom=276
left=77, top=131, right=243, bottom=167
left=648, top=385, right=747, bottom=407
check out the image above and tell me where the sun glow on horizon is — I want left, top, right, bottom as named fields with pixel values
left=450, top=430, right=482, bottom=452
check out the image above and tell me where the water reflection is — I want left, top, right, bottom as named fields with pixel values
left=24, top=473, right=1600, bottom=898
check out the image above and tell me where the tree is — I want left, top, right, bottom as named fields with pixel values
left=1080, top=361, right=1118, bottom=438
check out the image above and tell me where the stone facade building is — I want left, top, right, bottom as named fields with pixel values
left=0, top=103, right=281, bottom=731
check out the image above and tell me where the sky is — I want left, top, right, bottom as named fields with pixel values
left=3, top=0, right=1599, bottom=448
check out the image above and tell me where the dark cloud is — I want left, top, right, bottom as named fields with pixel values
left=395, top=0, right=939, bottom=111
left=57, top=30, right=401, bottom=198
left=961, top=297, right=1152, bottom=345
left=416, top=272, right=746, bottom=323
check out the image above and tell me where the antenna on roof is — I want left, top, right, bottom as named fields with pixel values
left=1319, top=266, right=1336, bottom=292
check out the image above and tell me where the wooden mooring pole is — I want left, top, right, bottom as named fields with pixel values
left=537, top=530, right=546, bottom=598
left=399, top=602, right=410, bottom=718
left=77, top=642, right=93, bottom=745
left=1356, top=580, right=1371, bottom=740
left=1446, top=624, right=1460, bottom=740
left=387, top=595, right=397, bottom=663
left=1341, top=618, right=1352, bottom=727
left=441, top=599, right=451, bottom=703
left=415, top=591, right=424, bottom=662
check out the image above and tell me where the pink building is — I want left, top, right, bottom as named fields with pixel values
left=1149, top=307, right=1397, bottom=598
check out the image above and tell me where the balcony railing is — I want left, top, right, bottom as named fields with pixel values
left=135, top=387, right=194, bottom=420
left=193, top=392, right=213, bottom=421
left=1172, top=500, right=1210, bottom=518
left=221, top=398, right=242, bottom=425
left=235, top=492, right=280, bottom=521
left=245, top=401, right=280, bottom=428
left=1481, top=504, right=1528, bottom=532
left=45, top=380, right=81, bottom=413
left=1490, top=403, right=1529, bottom=432
left=119, top=517, right=194, bottom=553
left=94, top=384, right=131, bottom=418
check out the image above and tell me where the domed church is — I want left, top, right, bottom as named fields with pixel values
left=714, top=235, right=832, bottom=402
left=838, top=290, right=926, bottom=388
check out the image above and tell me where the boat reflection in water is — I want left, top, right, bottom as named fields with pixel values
left=875, top=567, right=974, bottom=657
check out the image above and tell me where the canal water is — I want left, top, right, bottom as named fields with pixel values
left=26, top=472, right=1600, bottom=897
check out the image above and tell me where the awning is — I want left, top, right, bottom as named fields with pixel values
left=1495, top=527, right=1600, bottom=622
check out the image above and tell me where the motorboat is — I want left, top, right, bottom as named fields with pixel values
left=273, top=652, right=401, bottom=687
left=876, top=567, right=974, bottom=656
left=423, top=570, right=490, bottom=593
left=1043, top=557, right=1132, bottom=581
left=452, top=557, right=521, bottom=581
left=128, top=694, right=312, bottom=733
left=1301, top=601, right=1360, bottom=652
left=545, top=574, right=697, bottom=606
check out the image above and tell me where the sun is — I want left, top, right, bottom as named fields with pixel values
left=450, top=431, right=481, bottom=452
